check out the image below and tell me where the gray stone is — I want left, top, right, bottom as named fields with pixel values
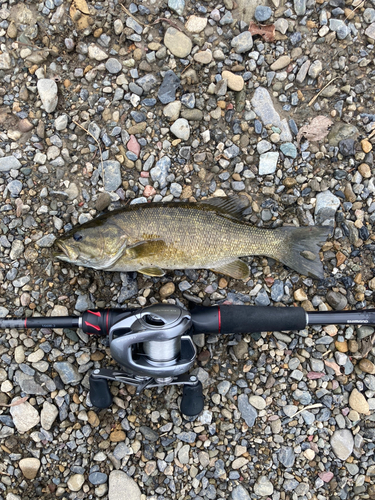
left=296, top=60, right=311, bottom=84
left=326, top=290, right=347, bottom=311
left=238, top=394, right=257, bottom=427
left=168, top=0, right=185, bottom=16
left=164, top=27, right=192, bottom=58
left=126, top=17, right=143, bottom=34
left=231, top=32, right=253, bottom=54
left=105, top=58, right=122, bottom=74
left=177, top=431, right=196, bottom=443
left=251, top=87, right=292, bottom=141
left=308, top=60, right=323, bottom=79
left=37, top=79, right=58, bottom=113
left=41, top=401, right=59, bottom=430
left=100, top=160, right=122, bottom=191
left=280, top=142, right=297, bottom=158
left=0, top=156, right=22, bottom=172
left=158, top=70, right=180, bottom=104
left=75, top=294, right=94, bottom=312
left=170, top=183, right=182, bottom=197
left=55, top=114, right=68, bottom=130
left=136, top=74, right=158, bottom=93
left=89, top=472, right=108, bottom=485
left=331, top=429, right=354, bottom=460
left=150, top=156, right=171, bottom=189
left=314, top=190, right=340, bottom=226
left=54, top=362, right=82, bottom=385
left=0, top=51, right=12, bottom=70
left=178, top=444, right=190, bottom=464
left=231, top=484, right=251, bottom=500
left=259, top=152, right=279, bottom=175
left=217, top=380, right=231, bottom=395
left=88, top=44, right=108, bottom=61
left=365, top=22, right=375, bottom=38
left=255, top=5, right=272, bottom=22
left=36, top=234, right=56, bottom=248
left=294, top=0, right=306, bottom=16
left=279, top=446, right=295, bottom=467
left=257, top=140, right=272, bottom=154
left=140, top=425, right=159, bottom=442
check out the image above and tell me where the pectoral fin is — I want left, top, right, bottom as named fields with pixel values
left=125, top=239, right=167, bottom=259
left=138, top=266, right=165, bottom=277
left=211, top=259, right=250, bottom=279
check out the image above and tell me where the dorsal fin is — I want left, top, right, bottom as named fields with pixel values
left=201, top=196, right=250, bottom=220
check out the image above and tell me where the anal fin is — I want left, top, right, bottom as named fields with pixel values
left=211, top=259, right=250, bottom=279
left=138, top=266, right=165, bottom=277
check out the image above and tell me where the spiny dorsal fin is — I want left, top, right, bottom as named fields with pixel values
left=201, top=196, right=250, bottom=220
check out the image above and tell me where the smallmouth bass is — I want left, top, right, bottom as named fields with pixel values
left=54, top=197, right=331, bottom=279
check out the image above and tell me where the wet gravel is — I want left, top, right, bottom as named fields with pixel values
left=1, top=0, right=375, bottom=499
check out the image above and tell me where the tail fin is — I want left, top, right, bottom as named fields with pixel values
left=272, top=226, right=332, bottom=279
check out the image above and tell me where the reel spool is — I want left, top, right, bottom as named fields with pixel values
left=89, top=304, right=204, bottom=416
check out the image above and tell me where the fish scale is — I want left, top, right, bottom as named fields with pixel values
left=55, top=198, right=331, bottom=279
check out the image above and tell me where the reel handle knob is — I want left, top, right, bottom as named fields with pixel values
left=180, top=379, right=204, bottom=417
left=89, top=372, right=113, bottom=409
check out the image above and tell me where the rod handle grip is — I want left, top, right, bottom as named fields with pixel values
left=180, top=381, right=204, bottom=417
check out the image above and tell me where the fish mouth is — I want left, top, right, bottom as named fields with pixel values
left=53, top=241, right=72, bottom=261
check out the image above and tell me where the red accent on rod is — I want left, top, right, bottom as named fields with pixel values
left=25, top=318, right=27, bottom=329
left=106, top=309, right=109, bottom=335
left=218, top=306, right=221, bottom=333
left=87, top=310, right=101, bottom=317
left=84, top=321, right=101, bottom=332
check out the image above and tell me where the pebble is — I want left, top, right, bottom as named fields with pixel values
left=259, top=152, right=279, bottom=175
left=100, top=160, right=122, bottom=191
left=270, top=56, right=291, bottom=71
left=254, top=476, right=274, bottom=496
left=185, top=15, right=207, bottom=33
left=67, top=474, right=85, bottom=492
left=158, top=70, right=180, bottom=104
left=170, top=118, right=190, bottom=141
left=255, top=6, right=273, bottom=22
left=41, top=401, right=59, bottom=430
left=19, top=458, right=41, bottom=480
left=231, top=484, right=251, bottom=500
left=105, top=58, right=122, bottom=74
left=331, top=429, right=354, bottom=460
left=349, top=388, right=370, bottom=414
left=314, top=191, right=340, bottom=226
left=164, top=27, right=192, bottom=58
left=54, top=362, right=82, bottom=385
left=359, top=359, right=375, bottom=374
left=88, top=44, right=108, bottom=61
left=37, top=79, right=58, bottom=113
left=222, top=71, right=244, bottom=91
left=278, top=446, right=295, bottom=467
left=193, top=50, right=213, bottom=64
left=237, top=394, right=257, bottom=427
left=251, top=87, right=292, bottom=141
left=10, top=399, right=40, bottom=433
left=231, top=32, right=253, bottom=54
left=0, top=156, right=22, bottom=172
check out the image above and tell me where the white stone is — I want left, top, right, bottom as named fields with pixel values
left=185, top=15, right=208, bottom=33
left=88, top=44, right=108, bottom=61
left=259, top=152, right=279, bottom=175
left=170, top=118, right=190, bottom=141
left=37, top=79, right=58, bottom=113
left=108, top=471, right=141, bottom=500
left=55, top=114, right=68, bottom=131
left=10, top=399, right=40, bottom=433
left=19, top=458, right=41, bottom=479
left=67, top=474, right=85, bottom=492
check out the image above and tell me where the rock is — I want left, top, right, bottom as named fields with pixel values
left=159, top=282, right=175, bottom=299
left=231, top=484, right=251, bottom=500
left=88, top=44, right=108, bottom=61
left=105, top=58, right=122, bottom=74
left=255, top=5, right=272, bottom=22
left=365, top=22, right=375, bottom=38
left=67, top=474, right=85, bottom=492
left=249, top=395, right=266, bottom=410
left=89, top=472, right=108, bottom=485
left=108, top=470, right=142, bottom=500
left=294, top=0, right=306, bottom=16
left=231, top=32, right=253, bottom=54
left=158, top=70, right=180, bottom=104
left=37, top=79, right=58, bottom=113
left=0, top=51, right=12, bottom=70
left=359, top=359, right=375, bottom=375
left=254, top=476, right=274, bottom=496
left=326, top=290, right=347, bottom=311
left=296, top=60, right=311, bottom=83
left=279, top=446, right=295, bottom=467
left=238, top=394, right=257, bottom=427
left=251, top=87, right=292, bottom=141
left=193, top=50, right=212, bottom=64
left=168, top=0, right=185, bottom=15
left=185, top=15, right=207, bottom=33
left=41, top=401, right=59, bottom=430
left=222, top=71, right=244, bottom=91
left=54, top=362, right=82, bottom=385
left=328, top=123, right=359, bottom=146
left=331, top=429, right=354, bottom=460
left=270, top=55, right=291, bottom=71
left=308, top=60, right=323, bottom=78
left=19, top=458, right=41, bottom=480
left=349, top=389, right=370, bottom=414
left=314, top=191, right=340, bottom=226
left=259, top=152, right=279, bottom=175
left=150, top=156, right=171, bottom=189
left=100, top=160, right=122, bottom=191
left=280, top=142, right=297, bottom=158
left=164, top=27, right=192, bottom=58
left=10, top=399, right=40, bottom=433
left=163, top=101, right=182, bottom=121
left=170, top=118, right=190, bottom=141
left=0, top=156, right=22, bottom=172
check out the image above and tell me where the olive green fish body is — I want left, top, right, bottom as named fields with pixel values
left=55, top=197, right=331, bottom=279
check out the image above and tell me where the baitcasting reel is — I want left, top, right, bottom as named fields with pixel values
left=3, top=302, right=375, bottom=417
left=89, top=304, right=204, bottom=416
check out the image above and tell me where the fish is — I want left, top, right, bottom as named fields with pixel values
left=54, top=196, right=331, bottom=279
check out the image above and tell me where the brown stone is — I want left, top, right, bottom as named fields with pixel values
left=283, top=177, right=297, bottom=188
left=335, top=340, right=348, bottom=352
left=336, top=251, right=346, bottom=267
left=348, top=339, right=358, bottom=353
left=358, top=358, right=375, bottom=375
left=181, top=185, right=193, bottom=199
left=159, top=282, right=175, bottom=300
left=110, top=430, right=126, bottom=442
left=344, top=183, right=356, bottom=202
left=358, top=163, right=372, bottom=178
left=349, top=388, right=370, bottom=414
left=361, top=139, right=372, bottom=153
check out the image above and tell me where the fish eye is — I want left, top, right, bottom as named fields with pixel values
left=73, top=233, right=83, bottom=242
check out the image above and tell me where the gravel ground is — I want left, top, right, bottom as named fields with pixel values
left=1, top=0, right=375, bottom=499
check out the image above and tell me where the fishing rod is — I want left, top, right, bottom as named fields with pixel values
left=1, top=305, right=374, bottom=416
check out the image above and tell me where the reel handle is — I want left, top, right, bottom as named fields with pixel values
left=180, top=380, right=204, bottom=417
left=89, top=373, right=113, bottom=409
